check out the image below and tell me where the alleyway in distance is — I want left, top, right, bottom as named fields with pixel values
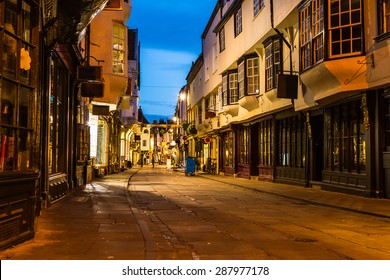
left=1, top=165, right=390, bottom=260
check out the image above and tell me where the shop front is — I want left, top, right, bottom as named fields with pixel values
left=0, top=0, right=41, bottom=249
left=220, top=129, right=235, bottom=176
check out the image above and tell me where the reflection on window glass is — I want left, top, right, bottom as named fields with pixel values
left=0, top=0, right=37, bottom=172
left=2, top=34, right=17, bottom=79
left=1, top=80, right=16, bottom=126
left=329, top=0, right=362, bottom=58
left=5, top=0, right=18, bottom=34
left=19, top=87, right=30, bottom=128
left=325, top=100, right=365, bottom=173
left=113, top=24, right=125, bottom=74
left=224, top=131, right=234, bottom=168
left=0, top=128, right=15, bottom=171
left=22, top=1, right=31, bottom=42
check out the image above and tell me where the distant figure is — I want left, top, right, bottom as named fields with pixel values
left=152, top=156, right=155, bottom=168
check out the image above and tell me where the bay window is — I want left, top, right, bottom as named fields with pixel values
left=264, top=37, right=282, bottom=91
left=299, top=0, right=325, bottom=70
left=329, top=0, right=362, bottom=58
left=113, top=23, right=125, bottom=74
left=229, top=73, right=239, bottom=104
left=246, top=57, right=259, bottom=95
left=237, top=55, right=260, bottom=98
left=379, top=0, right=390, bottom=35
left=235, top=6, right=243, bottom=37
left=222, top=71, right=239, bottom=106
left=299, top=0, right=362, bottom=69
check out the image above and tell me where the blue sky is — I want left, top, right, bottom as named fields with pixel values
left=127, top=0, right=216, bottom=121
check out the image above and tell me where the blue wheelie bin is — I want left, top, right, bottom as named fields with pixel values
left=185, top=157, right=196, bottom=176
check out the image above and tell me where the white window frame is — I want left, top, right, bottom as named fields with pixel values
left=246, top=57, right=259, bottom=95
left=229, top=73, right=238, bottom=104
left=265, top=37, right=282, bottom=92
left=112, top=23, right=126, bottom=74
left=238, top=61, right=245, bottom=99
left=222, top=74, right=228, bottom=106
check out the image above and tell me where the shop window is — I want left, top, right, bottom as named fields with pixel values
left=259, top=120, right=273, bottom=166
left=238, top=126, right=250, bottom=165
left=0, top=0, right=37, bottom=172
left=325, top=99, right=366, bottom=173
left=224, top=131, right=234, bottom=168
left=96, top=122, right=107, bottom=165
left=48, top=57, right=68, bottom=174
left=77, top=98, right=90, bottom=162
left=276, top=115, right=307, bottom=168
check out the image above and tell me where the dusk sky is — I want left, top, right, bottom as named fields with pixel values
left=127, top=0, right=216, bottom=121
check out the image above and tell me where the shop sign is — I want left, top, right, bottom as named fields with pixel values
left=77, top=66, right=102, bottom=81
left=277, top=74, right=298, bottom=99
left=81, top=82, right=104, bottom=98
left=92, top=104, right=109, bottom=115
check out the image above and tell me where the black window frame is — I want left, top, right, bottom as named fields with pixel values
left=0, top=0, right=38, bottom=172
left=264, top=36, right=283, bottom=92
left=234, top=6, right=243, bottom=37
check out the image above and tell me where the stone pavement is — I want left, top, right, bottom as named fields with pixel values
left=0, top=165, right=389, bottom=260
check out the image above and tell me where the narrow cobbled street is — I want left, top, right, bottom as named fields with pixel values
left=1, top=165, right=390, bottom=260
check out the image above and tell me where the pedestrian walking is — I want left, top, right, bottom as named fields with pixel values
left=152, top=155, right=155, bottom=168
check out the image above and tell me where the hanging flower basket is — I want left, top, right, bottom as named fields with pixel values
left=182, top=123, right=189, bottom=131
left=187, top=124, right=197, bottom=135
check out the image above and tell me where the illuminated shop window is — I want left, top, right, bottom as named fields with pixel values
left=0, top=0, right=37, bottom=172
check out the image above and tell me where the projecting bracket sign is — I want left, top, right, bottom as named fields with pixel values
left=277, top=74, right=298, bottom=99
left=92, top=105, right=110, bottom=116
